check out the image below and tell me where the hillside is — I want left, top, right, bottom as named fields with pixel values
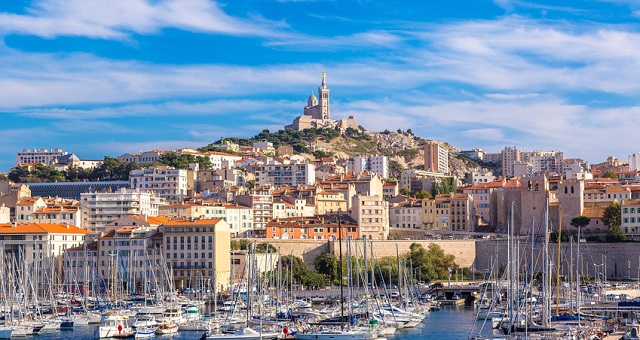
left=309, top=130, right=480, bottom=179
left=201, top=127, right=483, bottom=179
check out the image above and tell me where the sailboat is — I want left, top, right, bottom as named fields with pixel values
left=295, top=213, right=374, bottom=340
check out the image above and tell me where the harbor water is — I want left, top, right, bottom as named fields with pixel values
left=14, top=306, right=493, bottom=339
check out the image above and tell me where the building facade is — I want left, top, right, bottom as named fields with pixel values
left=424, top=141, right=449, bottom=174
left=162, top=219, right=231, bottom=291
left=129, top=166, right=188, bottom=202
left=80, top=188, right=165, bottom=234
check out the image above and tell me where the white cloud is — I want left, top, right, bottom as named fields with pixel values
left=0, top=0, right=286, bottom=39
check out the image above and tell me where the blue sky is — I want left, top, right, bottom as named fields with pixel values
left=2, top=0, right=640, bottom=172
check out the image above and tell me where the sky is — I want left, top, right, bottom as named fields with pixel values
left=2, top=0, right=640, bottom=172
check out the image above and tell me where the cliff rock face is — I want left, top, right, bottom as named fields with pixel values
left=313, top=131, right=478, bottom=179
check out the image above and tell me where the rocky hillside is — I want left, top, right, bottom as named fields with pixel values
left=312, top=131, right=480, bottom=179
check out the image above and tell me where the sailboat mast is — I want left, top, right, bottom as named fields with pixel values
left=556, top=210, right=562, bottom=316
left=338, top=213, right=344, bottom=331
left=542, top=198, right=550, bottom=327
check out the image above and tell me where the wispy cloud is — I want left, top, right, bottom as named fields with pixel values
left=0, top=0, right=288, bottom=39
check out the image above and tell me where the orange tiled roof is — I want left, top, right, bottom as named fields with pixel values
left=163, top=218, right=223, bottom=225
left=0, top=223, right=91, bottom=234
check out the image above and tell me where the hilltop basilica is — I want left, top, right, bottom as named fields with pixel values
left=285, top=72, right=357, bottom=131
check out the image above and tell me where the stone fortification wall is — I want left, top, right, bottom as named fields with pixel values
left=475, top=239, right=640, bottom=279
left=250, top=239, right=476, bottom=268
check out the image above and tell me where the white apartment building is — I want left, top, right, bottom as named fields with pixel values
left=16, top=148, right=67, bottom=166
left=253, top=161, right=315, bottom=187
left=523, top=150, right=564, bottom=174
left=347, top=155, right=388, bottom=178
left=459, top=149, right=485, bottom=161
left=234, top=186, right=274, bottom=237
left=117, top=150, right=165, bottom=164
left=501, top=146, right=520, bottom=178
left=466, top=169, right=495, bottom=185
left=349, top=195, right=389, bottom=240
left=129, top=166, right=188, bottom=202
left=223, top=203, right=253, bottom=238
left=629, top=153, right=640, bottom=171
left=201, top=151, right=242, bottom=170
left=80, top=188, right=165, bottom=234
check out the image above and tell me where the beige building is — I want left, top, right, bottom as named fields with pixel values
left=389, top=200, right=422, bottom=229
left=16, top=197, right=47, bottom=223
left=158, top=202, right=226, bottom=221
left=349, top=195, right=389, bottom=240
left=0, top=222, right=91, bottom=270
left=315, top=190, right=348, bottom=215
left=32, top=205, right=82, bottom=228
left=96, top=225, right=161, bottom=295
left=622, top=200, right=640, bottom=240
left=162, top=219, right=231, bottom=291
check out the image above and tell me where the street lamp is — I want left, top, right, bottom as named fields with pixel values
left=448, top=267, right=452, bottom=288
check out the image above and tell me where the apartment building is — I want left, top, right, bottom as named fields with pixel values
left=129, top=166, right=188, bottom=202
left=389, top=200, right=423, bottom=228
left=501, top=146, right=520, bottom=178
left=234, top=186, right=274, bottom=237
left=223, top=203, right=253, bottom=238
left=349, top=195, right=389, bottom=240
left=16, top=148, right=67, bottom=166
left=315, top=190, right=348, bottom=215
left=622, top=200, right=640, bottom=240
left=424, top=141, right=449, bottom=174
left=583, top=184, right=631, bottom=203
left=117, top=150, right=165, bottom=164
left=162, top=219, right=231, bottom=291
left=347, top=155, right=388, bottom=178
left=382, top=181, right=399, bottom=201
left=80, top=188, right=165, bottom=234
left=15, top=197, right=47, bottom=223
left=265, top=215, right=358, bottom=240
left=158, top=202, right=226, bottom=221
left=32, top=205, right=82, bottom=228
left=466, top=169, right=495, bottom=185
left=0, top=222, right=91, bottom=267
left=253, top=161, right=315, bottom=187
left=96, top=225, right=161, bottom=294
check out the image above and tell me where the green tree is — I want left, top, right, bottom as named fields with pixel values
left=601, top=170, right=618, bottom=180
left=413, top=190, right=432, bottom=199
left=246, top=180, right=256, bottom=190
left=314, top=253, right=340, bottom=284
left=230, top=239, right=252, bottom=251
left=407, top=243, right=457, bottom=282
left=256, top=243, right=277, bottom=254
left=602, top=201, right=626, bottom=242
left=570, top=216, right=591, bottom=230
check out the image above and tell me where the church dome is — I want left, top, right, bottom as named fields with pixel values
left=307, top=92, right=318, bottom=107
